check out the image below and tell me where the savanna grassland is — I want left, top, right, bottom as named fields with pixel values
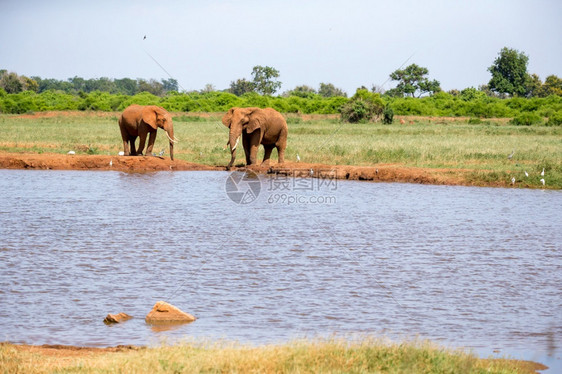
left=0, top=111, right=560, bottom=188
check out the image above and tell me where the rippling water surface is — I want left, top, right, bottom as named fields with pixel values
left=0, top=170, right=560, bottom=370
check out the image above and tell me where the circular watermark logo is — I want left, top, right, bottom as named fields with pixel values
left=225, top=170, right=261, bottom=204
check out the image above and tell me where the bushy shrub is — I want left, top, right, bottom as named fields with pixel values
left=460, top=87, right=487, bottom=101
left=119, top=92, right=160, bottom=109
left=340, top=89, right=384, bottom=123
left=546, top=111, right=562, bottom=126
left=510, top=112, right=543, bottom=126
left=383, top=106, right=394, bottom=124
left=2, top=87, right=562, bottom=116
left=389, top=97, right=428, bottom=116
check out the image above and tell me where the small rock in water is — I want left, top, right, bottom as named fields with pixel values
left=145, top=301, right=196, bottom=324
left=103, top=312, right=132, bottom=324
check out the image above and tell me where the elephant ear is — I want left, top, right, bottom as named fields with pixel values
left=222, top=108, right=236, bottom=128
left=246, top=108, right=266, bottom=133
left=142, top=106, right=158, bottom=130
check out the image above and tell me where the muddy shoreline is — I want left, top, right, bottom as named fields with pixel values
left=2, top=343, right=548, bottom=373
left=0, top=152, right=512, bottom=187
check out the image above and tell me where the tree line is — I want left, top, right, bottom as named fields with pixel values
left=2, top=47, right=560, bottom=99
left=1, top=47, right=561, bottom=125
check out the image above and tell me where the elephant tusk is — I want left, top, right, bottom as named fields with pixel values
left=165, top=132, right=178, bottom=143
left=231, top=136, right=240, bottom=151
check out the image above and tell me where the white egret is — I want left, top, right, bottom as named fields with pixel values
left=109, top=159, right=113, bottom=167
left=297, top=154, right=301, bottom=162
left=310, top=168, right=314, bottom=176
left=540, top=178, right=545, bottom=186
left=541, top=168, right=545, bottom=176
left=511, top=177, right=515, bottom=185
left=524, top=171, right=529, bottom=177
left=67, top=151, right=75, bottom=155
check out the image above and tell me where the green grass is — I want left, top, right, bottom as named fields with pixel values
left=0, top=338, right=545, bottom=373
left=0, top=112, right=560, bottom=188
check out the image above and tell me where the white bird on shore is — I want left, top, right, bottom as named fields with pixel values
left=310, top=168, right=314, bottom=176
left=511, top=177, right=516, bottom=185
left=67, top=150, right=75, bottom=155
left=541, top=168, right=545, bottom=176
left=524, top=171, right=529, bottom=177
left=296, top=154, right=301, bottom=162
left=118, top=151, right=125, bottom=156
left=109, top=159, right=113, bottom=167
left=540, top=178, right=545, bottom=186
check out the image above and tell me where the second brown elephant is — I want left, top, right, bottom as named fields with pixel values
left=118, top=105, right=178, bottom=160
left=222, top=107, right=288, bottom=170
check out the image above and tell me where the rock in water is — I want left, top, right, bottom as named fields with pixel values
left=145, top=301, right=196, bottom=323
left=104, top=312, right=132, bottom=324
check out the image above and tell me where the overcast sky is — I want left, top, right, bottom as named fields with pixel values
left=1, top=0, right=561, bottom=95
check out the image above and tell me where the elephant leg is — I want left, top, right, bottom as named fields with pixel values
left=262, top=144, right=275, bottom=166
left=122, top=139, right=130, bottom=156
left=277, top=144, right=286, bottom=164
left=146, top=131, right=157, bottom=156
left=137, top=133, right=147, bottom=156
left=249, top=145, right=260, bottom=165
left=129, top=136, right=138, bottom=156
left=120, top=126, right=131, bottom=156
left=247, top=131, right=261, bottom=165
left=242, top=134, right=251, bottom=165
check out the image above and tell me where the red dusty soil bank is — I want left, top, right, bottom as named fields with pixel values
left=0, top=152, right=499, bottom=187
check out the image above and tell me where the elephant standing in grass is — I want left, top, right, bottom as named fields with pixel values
left=119, top=105, right=178, bottom=160
left=222, top=107, right=288, bottom=170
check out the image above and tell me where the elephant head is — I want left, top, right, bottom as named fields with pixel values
left=142, top=106, right=177, bottom=160
left=222, top=107, right=266, bottom=168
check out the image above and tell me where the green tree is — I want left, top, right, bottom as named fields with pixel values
left=22, top=76, right=39, bottom=92
left=488, top=47, right=530, bottom=97
left=251, top=65, right=281, bottom=95
left=229, top=78, right=255, bottom=96
left=319, top=82, right=347, bottom=97
left=200, top=83, right=216, bottom=94
left=162, top=78, right=178, bottom=92
left=287, top=85, right=316, bottom=98
left=114, top=78, right=138, bottom=95
left=0, top=71, right=24, bottom=93
left=525, top=74, right=543, bottom=97
left=389, top=64, right=441, bottom=97
left=138, top=79, right=165, bottom=96
left=538, top=75, right=562, bottom=97
left=2, top=72, right=39, bottom=93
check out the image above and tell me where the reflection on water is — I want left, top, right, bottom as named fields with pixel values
left=0, top=170, right=560, bottom=370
